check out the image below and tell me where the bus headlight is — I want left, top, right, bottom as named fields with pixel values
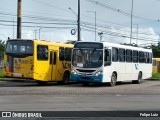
left=94, top=71, right=103, bottom=76
left=71, top=69, right=77, bottom=75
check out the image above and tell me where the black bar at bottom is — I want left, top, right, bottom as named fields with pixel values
left=0, top=111, right=160, bottom=118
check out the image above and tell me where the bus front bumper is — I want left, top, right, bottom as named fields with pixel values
left=71, top=73, right=103, bottom=83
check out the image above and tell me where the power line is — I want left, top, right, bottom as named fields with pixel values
left=0, top=19, right=76, bottom=25
left=0, top=7, right=158, bottom=41
left=81, top=26, right=158, bottom=42
left=0, top=18, right=157, bottom=37
left=0, top=15, right=158, bottom=35
left=0, top=21, right=158, bottom=43
left=81, top=21, right=157, bottom=36
left=0, top=17, right=155, bottom=36
left=85, top=0, right=156, bottom=21
left=0, top=7, right=129, bottom=29
left=0, top=23, right=74, bottom=29
left=0, top=11, right=76, bottom=23
left=32, top=0, right=71, bottom=13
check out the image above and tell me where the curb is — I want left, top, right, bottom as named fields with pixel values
left=0, top=78, right=35, bottom=83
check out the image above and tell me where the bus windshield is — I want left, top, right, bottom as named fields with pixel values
left=72, top=48, right=103, bottom=68
left=6, top=40, right=33, bottom=57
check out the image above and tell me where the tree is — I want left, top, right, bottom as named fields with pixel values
left=152, top=45, right=160, bottom=58
left=0, top=40, right=5, bottom=60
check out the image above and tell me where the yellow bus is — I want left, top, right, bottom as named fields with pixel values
left=3, top=39, right=73, bottom=85
left=152, top=58, right=160, bottom=73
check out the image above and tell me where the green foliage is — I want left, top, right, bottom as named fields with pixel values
left=0, top=70, right=4, bottom=78
left=152, top=45, right=160, bottom=58
left=0, top=40, right=5, bottom=60
left=152, top=73, right=160, bottom=79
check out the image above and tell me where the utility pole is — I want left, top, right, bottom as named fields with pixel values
left=130, top=0, right=133, bottom=44
left=17, top=0, right=22, bottom=39
left=78, top=0, right=80, bottom=41
left=39, top=28, right=42, bottom=40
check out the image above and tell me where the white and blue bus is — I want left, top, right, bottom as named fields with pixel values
left=71, top=41, right=152, bottom=86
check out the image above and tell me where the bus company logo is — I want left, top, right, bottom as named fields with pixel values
left=135, top=64, right=138, bottom=70
left=82, top=73, right=87, bottom=76
left=1, top=112, right=42, bottom=118
left=2, top=112, right=11, bottom=117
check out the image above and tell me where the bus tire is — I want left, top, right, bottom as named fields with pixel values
left=57, top=72, right=70, bottom=85
left=36, top=81, right=47, bottom=85
left=109, top=72, right=117, bottom=87
left=63, top=72, right=70, bottom=84
left=82, top=82, right=90, bottom=86
left=134, top=72, right=142, bottom=84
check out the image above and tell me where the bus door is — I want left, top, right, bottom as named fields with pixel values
left=49, top=50, right=57, bottom=81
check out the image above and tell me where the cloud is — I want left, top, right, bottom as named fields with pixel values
left=1, top=27, right=159, bottom=46
left=94, top=27, right=159, bottom=45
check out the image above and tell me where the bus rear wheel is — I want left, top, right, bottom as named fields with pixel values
left=109, top=73, right=117, bottom=87
left=133, top=72, right=142, bottom=84
left=57, top=72, right=70, bottom=85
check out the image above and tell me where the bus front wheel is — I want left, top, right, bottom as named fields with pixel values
left=36, top=81, right=47, bottom=85
left=82, top=82, right=90, bottom=86
left=63, top=72, right=70, bottom=84
left=109, top=73, right=117, bottom=87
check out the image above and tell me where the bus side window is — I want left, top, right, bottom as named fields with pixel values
left=59, top=47, right=65, bottom=61
left=146, top=52, right=149, bottom=63
left=112, top=47, right=118, bottom=62
left=37, top=45, right=48, bottom=60
left=139, top=51, right=144, bottom=63
left=104, top=49, right=111, bottom=66
left=65, top=48, right=72, bottom=61
left=126, top=49, right=132, bottom=62
left=133, top=50, right=138, bottom=63
left=119, top=48, right=125, bottom=62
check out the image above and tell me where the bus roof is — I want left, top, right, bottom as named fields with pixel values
left=74, top=41, right=152, bottom=52
left=7, top=39, right=73, bottom=48
left=34, top=39, right=73, bottom=47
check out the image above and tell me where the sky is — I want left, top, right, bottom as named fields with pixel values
left=0, top=0, right=160, bottom=45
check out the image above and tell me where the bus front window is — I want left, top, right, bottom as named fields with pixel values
left=6, top=40, right=33, bottom=57
left=72, top=49, right=103, bottom=68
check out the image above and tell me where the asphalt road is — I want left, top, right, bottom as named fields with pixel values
left=0, top=78, right=160, bottom=119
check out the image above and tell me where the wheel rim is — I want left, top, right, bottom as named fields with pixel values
left=111, top=74, right=116, bottom=86
left=138, top=74, right=142, bottom=83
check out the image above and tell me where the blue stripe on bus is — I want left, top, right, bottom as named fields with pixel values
left=71, top=74, right=103, bottom=83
